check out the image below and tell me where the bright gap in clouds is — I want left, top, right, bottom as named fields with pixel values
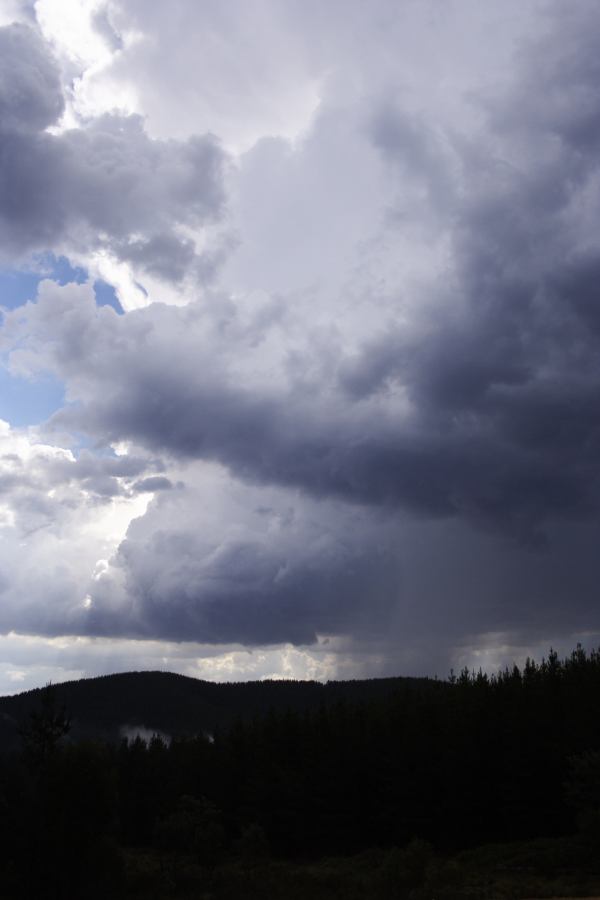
left=1, top=628, right=599, bottom=697
left=0, top=633, right=342, bottom=695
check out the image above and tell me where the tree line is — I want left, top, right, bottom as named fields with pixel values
left=2, top=645, right=600, bottom=898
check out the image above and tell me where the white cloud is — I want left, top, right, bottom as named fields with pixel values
left=34, top=0, right=139, bottom=127
left=0, top=418, right=154, bottom=635
left=0, top=0, right=31, bottom=27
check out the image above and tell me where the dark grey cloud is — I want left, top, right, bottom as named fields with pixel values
left=17, top=220, right=598, bottom=549
left=485, top=4, right=600, bottom=160
left=115, top=233, right=197, bottom=283
left=47, top=8, right=592, bottom=544
left=369, top=102, right=456, bottom=214
left=132, top=476, right=174, bottom=493
left=84, top=475, right=399, bottom=645
left=0, top=23, right=64, bottom=132
left=0, top=23, right=228, bottom=285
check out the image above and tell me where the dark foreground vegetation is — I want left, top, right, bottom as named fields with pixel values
left=2, top=646, right=600, bottom=898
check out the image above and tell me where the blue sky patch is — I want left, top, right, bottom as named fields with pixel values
left=0, top=255, right=122, bottom=313
left=49, top=254, right=87, bottom=286
left=0, top=368, right=65, bottom=427
left=94, top=279, right=124, bottom=314
left=0, top=254, right=85, bottom=311
left=0, top=268, right=41, bottom=310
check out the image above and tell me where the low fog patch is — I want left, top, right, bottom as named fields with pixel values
left=119, top=723, right=171, bottom=745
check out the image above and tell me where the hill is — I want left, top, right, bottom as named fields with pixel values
left=0, top=669, right=436, bottom=750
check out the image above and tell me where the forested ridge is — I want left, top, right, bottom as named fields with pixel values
left=3, top=646, right=600, bottom=898
left=0, top=670, right=429, bottom=749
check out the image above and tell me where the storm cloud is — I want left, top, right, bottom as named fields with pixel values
left=1, top=1, right=600, bottom=683
left=10, top=17, right=600, bottom=546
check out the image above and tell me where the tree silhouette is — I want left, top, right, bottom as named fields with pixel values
left=18, top=682, right=70, bottom=766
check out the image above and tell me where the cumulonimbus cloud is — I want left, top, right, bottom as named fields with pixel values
left=3, top=3, right=600, bottom=664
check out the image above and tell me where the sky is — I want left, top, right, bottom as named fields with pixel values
left=0, top=0, right=599, bottom=693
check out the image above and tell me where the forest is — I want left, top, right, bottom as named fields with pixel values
left=2, top=646, right=600, bottom=898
